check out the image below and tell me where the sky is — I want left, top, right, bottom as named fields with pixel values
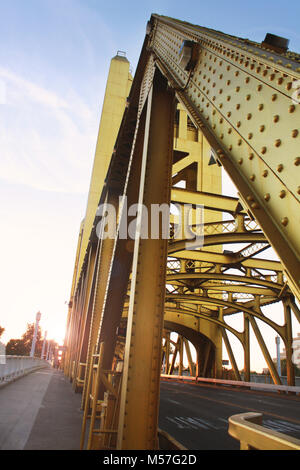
left=0, top=0, right=299, bottom=370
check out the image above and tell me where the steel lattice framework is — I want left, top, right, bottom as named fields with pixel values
left=63, top=14, right=300, bottom=450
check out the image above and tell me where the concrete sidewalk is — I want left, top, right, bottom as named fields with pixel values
left=0, top=367, right=83, bottom=450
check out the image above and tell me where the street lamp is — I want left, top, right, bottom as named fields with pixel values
left=30, top=311, right=41, bottom=357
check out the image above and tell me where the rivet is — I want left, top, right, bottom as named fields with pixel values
left=228, top=128, right=232, bottom=134
left=247, top=113, right=252, bottom=120
left=277, top=77, right=284, bottom=85
left=249, top=153, right=254, bottom=160
left=251, top=202, right=260, bottom=209
left=248, top=133, right=253, bottom=139
left=272, top=94, right=277, bottom=101
left=279, top=190, right=286, bottom=199
left=237, top=121, right=241, bottom=127
left=235, top=71, right=239, bottom=76
left=261, top=147, right=267, bottom=154
left=227, top=80, right=231, bottom=85
left=281, top=217, right=289, bottom=226
left=227, top=112, right=232, bottom=117
left=238, top=139, right=242, bottom=146
left=229, top=145, right=233, bottom=151
left=257, top=85, right=263, bottom=91
left=250, top=174, right=255, bottom=181
left=294, top=157, right=300, bottom=166
left=289, top=105, right=296, bottom=113
left=236, top=86, right=240, bottom=92
left=292, top=129, right=299, bottom=138
left=258, top=104, right=264, bottom=111
left=273, top=115, right=280, bottom=123
left=227, top=96, right=231, bottom=101
left=236, top=104, right=241, bottom=110
left=262, top=170, right=268, bottom=177
left=238, top=158, right=243, bottom=164
left=277, top=164, right=284, bottom=172
left=246, top=94, right=251, bottom=101
left=286, top=82, right=293, bottom=91
left=275, top=139, right=281, bottom=147
left=247, top=195, right=254, bottom=202
left=264, top=193, right=270, bottom=201
left=260, top=125, right=265, bottom=132
left=219, top=118, right=224, bottom=124
left=245, top=77, right=250, bottom=83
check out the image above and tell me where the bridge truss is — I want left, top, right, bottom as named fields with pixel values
left=63, top=14, right=300, bottom=450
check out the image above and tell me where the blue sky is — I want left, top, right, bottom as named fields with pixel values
left=0, top=0, right=299, bottom=370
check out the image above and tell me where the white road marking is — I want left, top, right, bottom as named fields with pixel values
left=166, top=416, right=224, bottom=431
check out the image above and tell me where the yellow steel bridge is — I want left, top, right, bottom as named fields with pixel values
left=63, top=14, right=300, bottom=450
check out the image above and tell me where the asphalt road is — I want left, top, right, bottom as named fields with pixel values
left=159, top=380, right=300, bottom=450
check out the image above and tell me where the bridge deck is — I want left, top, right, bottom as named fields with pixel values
left=0, top=367, right=83, bottom=450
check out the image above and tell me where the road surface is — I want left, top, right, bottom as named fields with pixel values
left=159, top=379, right=300, bottom=450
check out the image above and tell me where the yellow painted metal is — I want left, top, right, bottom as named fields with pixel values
left=117, top=71, right=175, bottom=449
left=63, top=15, right=300, bottom=451
left=149, top=14, right=300, bottom=300
left=77, top=55, right=132, bottom=287
left=228, top=413, right=300, bottom=450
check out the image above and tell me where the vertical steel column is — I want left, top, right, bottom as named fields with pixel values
left=243, top=314, right=250, bottom=382
left=78, top=244, right=98, bottom=366
left=178, top=336, right=184, bottom=376
left=165, top=332, right=171, bottom=375
left=283, top=299, right=295, bottom=386
left=74, top=245, right=98, bottom=390
left=117, top=70, right=175, bottom=449
left=81, top=191, right=118, bottom=408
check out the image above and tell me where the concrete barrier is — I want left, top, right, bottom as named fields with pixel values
left=0, top=356, right=48, bottom=387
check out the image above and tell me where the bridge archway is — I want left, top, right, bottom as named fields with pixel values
left=163, top=321, right=217, bottom=378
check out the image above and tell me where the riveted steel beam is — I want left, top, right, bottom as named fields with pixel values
left=117, top=70, right=175, bottom=449
left=148, top=14, right=300, bottom=300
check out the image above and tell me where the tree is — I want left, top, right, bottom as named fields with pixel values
left=0, top=326, right=4, bottom=338
left=6, top=323, right=43, bottom=357
left=280, top=359, right=300, bottom=377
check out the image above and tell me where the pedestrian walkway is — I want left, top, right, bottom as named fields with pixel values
left=0, top=366, right=83, bottom=450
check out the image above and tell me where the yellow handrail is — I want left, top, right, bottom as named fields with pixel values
left=228, top=412, right=300, bottom=450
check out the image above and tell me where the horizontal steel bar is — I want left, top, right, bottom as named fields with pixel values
left=161, top=374, right=300, bottom=394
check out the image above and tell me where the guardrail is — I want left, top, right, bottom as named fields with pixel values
left=228, top=412, right=300, bottom=450
left=160, top=374, right=300, bottom=394
left=0, top=356, right=48, bottom=386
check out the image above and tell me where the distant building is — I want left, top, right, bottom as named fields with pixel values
left=273, top=333, right=300, bottom=368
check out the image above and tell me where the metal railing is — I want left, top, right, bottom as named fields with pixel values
left=0, top=356, right=48, bottom=385
left=160, top=374, right=300, bottom=394
left=228, top=412, right=300, bottom=450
